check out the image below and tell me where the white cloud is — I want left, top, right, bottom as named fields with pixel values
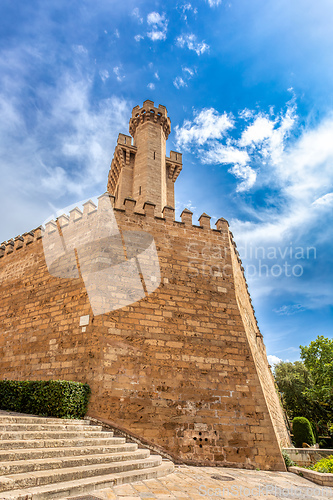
left=113, top=66, right=124, bottom=82
left=132, top=7, right=143, bottom=24
left=72, top=45, right=88, bottom=55
left=274, top=304, right=306, bottom=316
left=147, top=30, right=167, bottom=42
left=229, top=164, right=257, bottom=192
left=267, top=355, right=282, bottom=366
left=147, top=82, right=155, bottom=90
left=239, top=104, right=297, bottom=167
left=147, top=12, right=164, bottom=25
left=114, top=29, right=120, bottom=38
left=99, top=69, right=109, bottom=82
left=173, top=67, right=196, bottom=90
left=0, top=62, right=130, bottom=242
left=312, top=192, right=333, bottom=207
left=154, top=71, right=159, bottom=80
left=202, top=143, right=249, bottom=166
left=175, top=100, right=297, bottom=194
left=175, top=108, right=234, bottom=148
left=179, top=3, right=198, bottom=20
left=173, top=76, right=187, bottom=89
left=238, top=108, right=254, bottom=121
left=183, top=67, right=195, bottom=77
left=134, top=34, right=144, bottom=42
left=147, top=12, right=168, bottom=41
left=239, top=116, right=275, bottom=146
left=176, top=34, right=209, bottom=55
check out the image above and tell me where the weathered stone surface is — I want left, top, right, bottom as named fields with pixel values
left=0, top=101, right=290, bottom=472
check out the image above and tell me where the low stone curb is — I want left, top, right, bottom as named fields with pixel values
left=288, top=466, right=333, bottom=486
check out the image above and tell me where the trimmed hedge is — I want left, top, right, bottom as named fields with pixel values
left=0, top=380, right=91, bottom=419
left=292, top=416, right=315, bottom=448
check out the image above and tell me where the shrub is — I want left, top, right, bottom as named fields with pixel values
left=311, top=455, right=333, bottom=473
left=292, top=416, right=315, bottom=448
left=0, top=380, right=91, bottom=419
left=282, top=450, right=296, bottom=468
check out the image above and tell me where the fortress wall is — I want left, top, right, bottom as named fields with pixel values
left=0, top=230, right=97, bottom=383
left=228, top=233, right=291, bottom=448
left=0, top=199, right=286, bottom=471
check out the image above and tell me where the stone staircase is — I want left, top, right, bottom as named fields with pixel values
left=0, top=411, right=174, bottom=499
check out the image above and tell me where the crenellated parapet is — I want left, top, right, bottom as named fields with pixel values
left=129, top=100, right=171, bottom=139
left=0, top=228, right=42, bottom=258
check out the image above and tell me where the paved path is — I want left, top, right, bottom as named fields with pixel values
left=93, top=464, right=333, bottom=499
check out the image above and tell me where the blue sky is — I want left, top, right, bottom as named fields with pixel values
left=1, top=0, right=333, bottom=364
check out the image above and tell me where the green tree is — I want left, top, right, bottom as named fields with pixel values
left=300, top=335, right=333, bottom=421
left=274, top=360, right=318, bottom=421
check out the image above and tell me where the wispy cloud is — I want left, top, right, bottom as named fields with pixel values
left=205, top=0, right=222, bottom=6
left=274, top=304, right=306, bottom=316
left=176, top=33, right=209, bottom=55
left=147, top=82, right=155, bottom=90
left=179, top=3, right=198, bottom=20
left=113, top=66, right=125, bottom=82
left=0, top=57, right=130, bottom=241
left=173, top=76, right=187, bottom=89
left=147, top=12, right=168, bottom=41
left=132, top=7, right=143, bottom=24
left=99, top=69, right=109, bottom=82
left=173, top=66, right=196, bottom=90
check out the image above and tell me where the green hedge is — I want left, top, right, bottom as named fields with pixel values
left=292, top=416, right=315, bottom=448
left=0, top=380, right=91, bottom=419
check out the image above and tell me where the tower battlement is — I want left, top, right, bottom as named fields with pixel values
left=108, top=101, right=182, bottom=215
left=129, top=100, right=171, bottom=139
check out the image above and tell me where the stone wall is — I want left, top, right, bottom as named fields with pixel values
left=0, top=195, right=288, bottom=471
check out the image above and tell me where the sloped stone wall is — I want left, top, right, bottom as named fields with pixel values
left=0, top=197, right=287, bottom=470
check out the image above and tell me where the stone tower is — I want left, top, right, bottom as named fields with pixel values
left=107, top=100, right=182, bottom=215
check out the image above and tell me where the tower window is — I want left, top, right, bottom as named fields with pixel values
left=139, top=186, right=141, bottom=195
left=154, top=151, right=156, bottom=160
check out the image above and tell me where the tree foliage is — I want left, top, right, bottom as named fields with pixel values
left=300, top=335, right=333, bottom=420
left=274, top=360, right=318, bottom=421
left=274, top=335, right=333, bottom=435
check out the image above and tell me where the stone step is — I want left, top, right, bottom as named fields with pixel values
left=0, top=417, right=87, bottom=425
left=0, top=430, right=112, bottom=440
left=0, top=424, right=102, bottom=432
left=0, top=461, right=174, bottom=499
left=0, top=442, right=138, bottom=462
left=0, top=449, right=151, bottom=478
left=0, top=411, right=174, bottom=499
left=0, top=436, right=125, bottom=450
left=0, top=455, right=163, bottom=492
